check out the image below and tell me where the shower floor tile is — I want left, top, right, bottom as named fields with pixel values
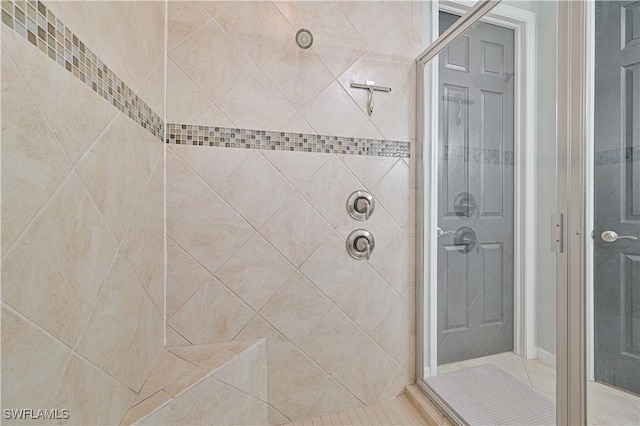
left=281, top=396, right=431, bottom=426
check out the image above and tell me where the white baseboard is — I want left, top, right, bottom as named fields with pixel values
left=536, top=346, right=556, bottom=367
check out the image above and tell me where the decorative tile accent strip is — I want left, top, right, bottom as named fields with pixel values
left=165, top=124, right=410, bottom=158
left=595, top=146, right=638, bottom=166
left=441, top=145, right=515, bottom=166
left=1, top=0, right=163, bottom=140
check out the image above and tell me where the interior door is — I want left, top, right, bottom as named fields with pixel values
left=436, top=12, right=515, bottom=365
left=593, top=0, right=640, bottom=395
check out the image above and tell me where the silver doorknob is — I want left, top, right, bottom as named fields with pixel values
left=600, top=230, right=638, bottom=243
left=437, top=227, right=455, bottom=237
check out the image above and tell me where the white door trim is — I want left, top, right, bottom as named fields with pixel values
left=584, top=0, right=595, bottom=383
left=424, top=0, right=538, bottom=376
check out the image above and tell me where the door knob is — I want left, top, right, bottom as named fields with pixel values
left=600, top=230, right=638, bottom=243
left=437, top=227, right=455, bottom=237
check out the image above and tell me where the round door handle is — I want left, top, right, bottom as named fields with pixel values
left=600, top=230, right=638, bottom=243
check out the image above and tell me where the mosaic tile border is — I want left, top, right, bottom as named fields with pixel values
left=1, top=0, right=163, bottom=140
left=165, top=124, right=411, bottom=158
left=441, top=145, right=515, bottom=165
left=595, top=146, right=638, bottom=166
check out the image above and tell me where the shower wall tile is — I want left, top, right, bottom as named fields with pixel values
left=166, top=59, right=234, bottom=127
left=167, top=145, right=414, bottom=421
left=0, top=305, right=71, bottom=421
left=166, top=1, right=418, bottom=421
left=216, top=151, right=296, bottom=229
left=167, top=1, right=419, bottom=145
left=215, top=234, right=296, bottom=311
left=259, top=272, right=334, bottom=345
left=50, top=353, right=136, bottom=426
left=1, top=26, right=118, bottom=165
left=168, top=277, right=254, bottom=345
left=43, top=0, right=165, bottom=97
left=260, top=192, right=334, bottom=267
left=0, top=34, right=72, bottom=257
left=75, top=113, right=160, bottom=242
left=75, top=253, right=147, bottom=384
left=2, top=2, right=164, bottom=423
left=273, top=1, right=334, bottom=29
left=1, top=174, right=118, bottom=347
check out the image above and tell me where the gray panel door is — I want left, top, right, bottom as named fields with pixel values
left=594, top=0, right=640, bottom=395
left=436, top=12, right=515, bottom=365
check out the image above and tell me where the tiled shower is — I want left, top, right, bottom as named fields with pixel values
left=1, top=1, right=419, bottom=424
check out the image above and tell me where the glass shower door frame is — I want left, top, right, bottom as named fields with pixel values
left=415, top=0, right=592, bottom=424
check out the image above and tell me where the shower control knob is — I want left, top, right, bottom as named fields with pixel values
left=347, top=190, right=375, bottom=220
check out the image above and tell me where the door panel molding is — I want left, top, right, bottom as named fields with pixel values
left=417, top=0, right=538, bottom=382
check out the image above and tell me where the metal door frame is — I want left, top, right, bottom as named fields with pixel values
left=415, top=0, right=589, bottom=424
left=415, top=0, right=538, bottom=381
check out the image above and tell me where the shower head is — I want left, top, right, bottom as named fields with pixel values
left=296, top=28, right=313, bottom=49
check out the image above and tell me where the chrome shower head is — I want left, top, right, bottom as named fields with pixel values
left=296, top=28, right=313, bottom=49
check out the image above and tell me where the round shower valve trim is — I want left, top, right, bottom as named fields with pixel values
left=347, top=190, right=375, bottom=221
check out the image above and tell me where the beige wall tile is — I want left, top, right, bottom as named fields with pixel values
left=337, top=1, right=410, bottom=47
left=50, top=353, right=135, bottom=426
left=299, top=231, right=369, bottom=302
left=300, top=81, right=367, bottom=137
left=216, top=151, right=296, bottom=229
left=169, top=144, right=252, bottom=195
left=2, top=28, right=117, bottom=165
left=268, top=344, right=333, bottom=420
left=1, top=174, right=118, bottom=346
left=44, top=1, right=165, bottom=95
left=341, top=155, right=399, bottom=193
left=168, top=188, right=254, bottom=274
left=165, top=148, right=214, bottom=230
left=76, top=115, right=159, bottom=242
left=215, top=1, right=294, bottom=67
left=215, top=234, right=295, bottom=311
left=139, top=374, right=268, bottom=426
left=374, top=159, right=411, bottom=231
left=260, top=192, right=333, bottom=267
left=305, top=380, right=361, bottom=419
left=1, top=305, right=71, bottom=421
left=119, top=296, right=164, bottom=392
left=168, top=20, right=256, bottom=102
left=217, top=70, right=297, bottom=130
left=75, top=253, right=146, bottom=383
left=298, top=156, right=363, bottom=237
left=212, top=340, right=268, bottom=402
left=300, top=307, right=398, bottom=404
left=274, top=1, right=335, bottom=28
left=262, top=150, right=329, bottom=190
left=168, top=278, right=254, bottom=345
left=308, top=5, right=367, bottom=77
left=166, top=60, right=234, bottom=127
left=259, top=272, right=333, bottom=345
left=166, top=238, right=211, bottom=318
left=261, top=41, right=334, bottom=109
left=167, top=1, right=211, bottom=51
left=0, top=37, right=71, bottom=257
left=122, top=156, right=164, bottom=290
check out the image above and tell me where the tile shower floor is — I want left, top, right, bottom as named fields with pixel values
left=438, top=351, right=640, bottom=425
left=282, top=396, right=431, bottom=426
